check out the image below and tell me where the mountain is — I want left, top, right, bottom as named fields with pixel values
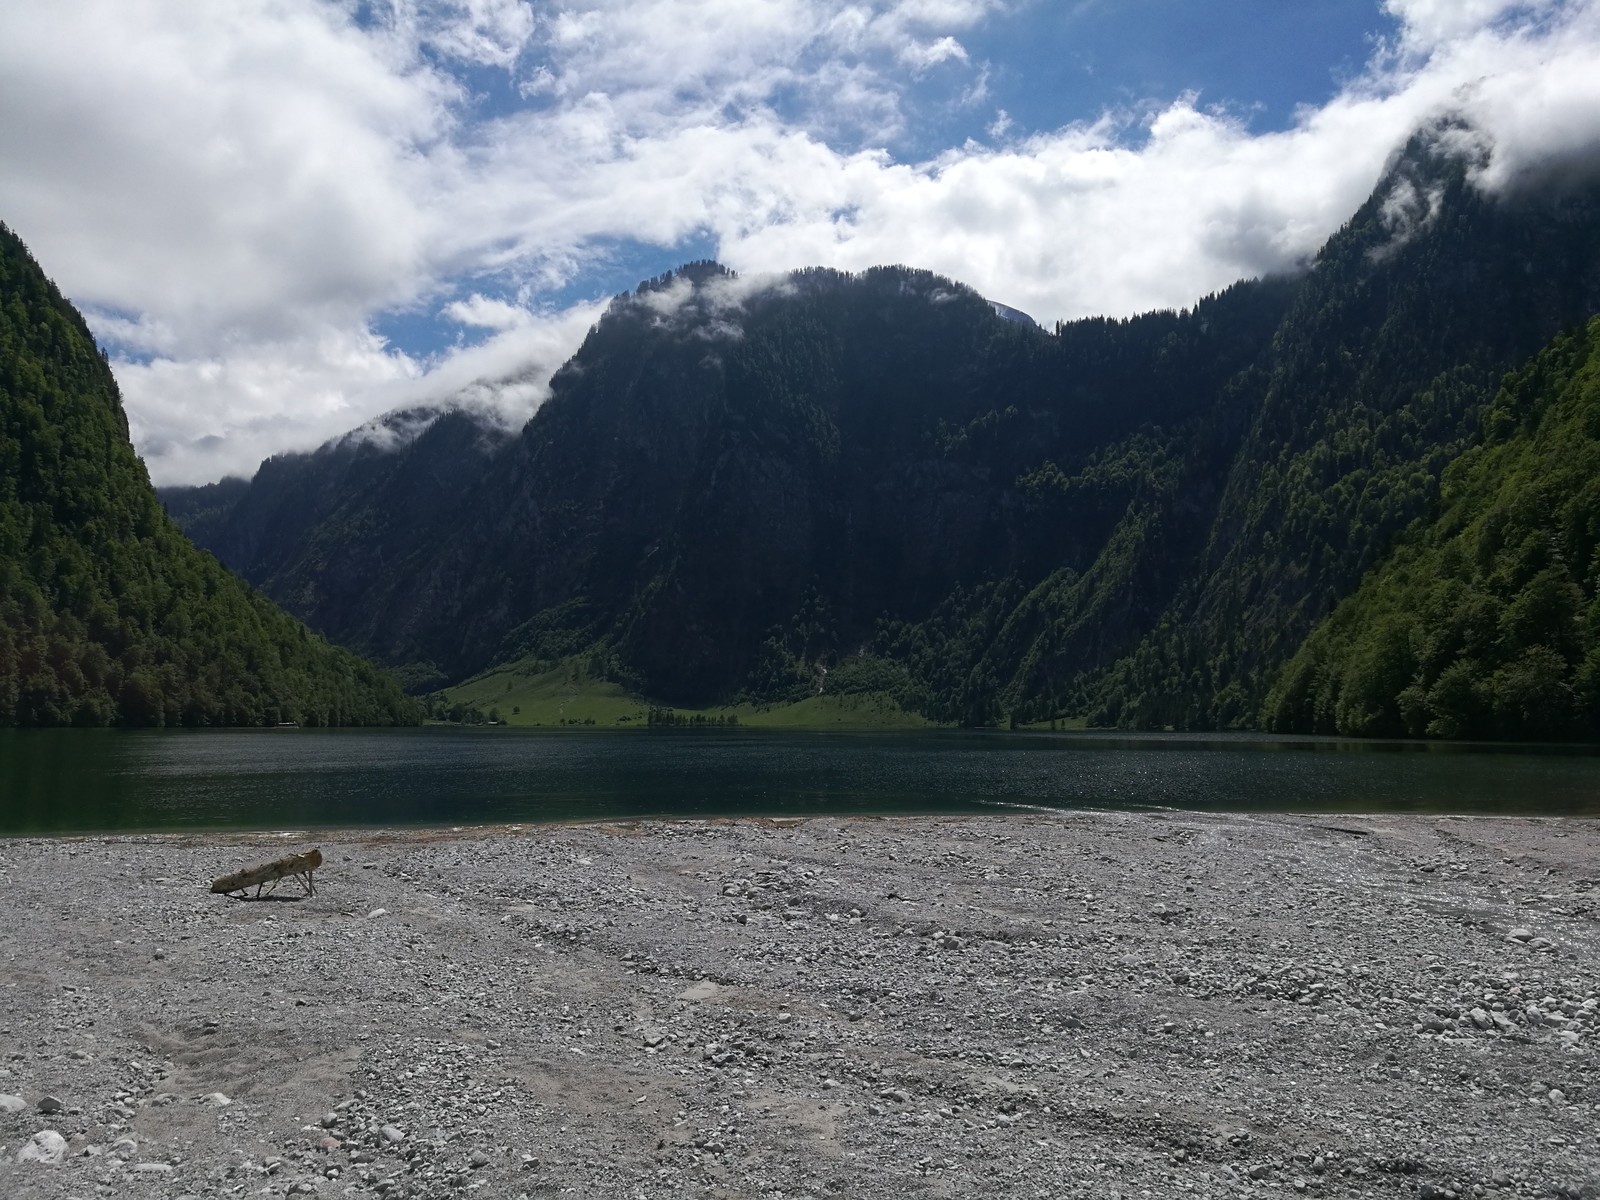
left=169, top=262, right=1295, bottom=711
left=1075, top=126, right=1600, bottom=728
left=0, top=222, right=420, bottom=727
left=1265, top=315, right=1600, bottom=740
left=161, top=123, right=1600, bottom=734
left=160, top=405, right=514, bottom=692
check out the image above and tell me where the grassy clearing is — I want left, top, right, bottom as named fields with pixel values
left=437, top=661, right=933, bottom=730
left=1015, top=715, right=1092, bottom=732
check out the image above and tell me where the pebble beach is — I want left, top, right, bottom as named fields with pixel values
left=0, top=809, right=1596, bottom=1199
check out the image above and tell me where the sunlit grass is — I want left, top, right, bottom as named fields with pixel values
left=438, top=660, right=933, bottom=729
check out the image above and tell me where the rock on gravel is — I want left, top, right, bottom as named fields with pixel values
left=15, top=1130, right=66, bottom=1165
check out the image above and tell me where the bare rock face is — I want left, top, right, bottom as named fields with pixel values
left=16, top=1130, right=67, bottom=1165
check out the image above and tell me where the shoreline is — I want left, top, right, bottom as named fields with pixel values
left=7, top=801, right=1599, bottom=841
left=1, top=810, right=1596, bottom=1198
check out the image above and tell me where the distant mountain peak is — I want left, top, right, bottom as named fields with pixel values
left=988, top=300, right=1039, bottom=328
left=328, top=401, right=514, bottom=459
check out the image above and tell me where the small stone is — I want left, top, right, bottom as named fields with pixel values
left=1469, top=1007, right=1494, bottom=1030
left=132, top=1162, right=174, bottom=1175
left=36, top=1095, right=64, bottom=1114
left=470, top=1149, right=490, bottom=1168
left=0, top=1094, right=25, bottom=1114
left=321, top=1112, right=339, bottom=1128
left=381, top=1124, right=406, bottom=1143
left=199, top=1092, right=232, bottom=1107
left=16, top=1130, right=68, bottom=1165
left=1549, top=1088, right=1566, bottom=1103
left=367, top=908, right=388, bottom=919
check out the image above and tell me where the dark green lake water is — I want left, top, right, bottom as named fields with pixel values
left=1, top=727, right=1598, bottom=834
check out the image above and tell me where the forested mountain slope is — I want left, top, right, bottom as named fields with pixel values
left=1265, top=316, right=1600, bottom=740
left=162, top=123, right=1600, bottom=734
left=159, top=407, right=513, bottom=692
left=0, top=223, right=419, bottom=726
left=1075, top=130, right=1600, bottom=728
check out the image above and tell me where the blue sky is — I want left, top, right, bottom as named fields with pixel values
left=920, top=1, right=1396, bottom=141
left=2, top=0, right=1597, bottom=484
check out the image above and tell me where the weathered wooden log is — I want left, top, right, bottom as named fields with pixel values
left=210, top=848, right=323, bottom=898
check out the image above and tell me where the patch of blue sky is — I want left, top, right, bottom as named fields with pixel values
left=437, top=58, right=530, bottom=116
left=371, top=304, right=468, bottom=364
left=895, top=1, right=1402, bottom=159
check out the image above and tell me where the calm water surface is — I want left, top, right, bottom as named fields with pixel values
left=1, top=727, right=1598, bottom=834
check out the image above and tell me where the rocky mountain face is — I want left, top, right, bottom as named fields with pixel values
left=162, top=126, right=1600, bottom=735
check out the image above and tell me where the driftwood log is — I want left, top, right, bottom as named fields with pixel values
left=210, top=848, right=323, bottom=898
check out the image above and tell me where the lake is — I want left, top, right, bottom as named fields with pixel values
left=1, top=727, right=1599, bottom=835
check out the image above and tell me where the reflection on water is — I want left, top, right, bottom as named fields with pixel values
left=0, top=726, right=1598, bottom=834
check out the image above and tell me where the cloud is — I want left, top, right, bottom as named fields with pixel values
left=3, top=0, right=1600, bottom=484
left=406, top=0, right=538, bottom=68
left=444, top=293, right=534, bottom=330
left=1382, top=0, right=1557, bottom=49
left=116, top=300, right=605, bottom=485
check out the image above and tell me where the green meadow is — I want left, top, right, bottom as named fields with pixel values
left=435, top=661, right=932, bottom=730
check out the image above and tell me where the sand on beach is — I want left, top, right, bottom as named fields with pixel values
left=0, top=809, right=1596, bottom=1198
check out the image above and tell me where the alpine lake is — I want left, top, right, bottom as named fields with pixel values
left=2, top=726, right=1599, bottom=835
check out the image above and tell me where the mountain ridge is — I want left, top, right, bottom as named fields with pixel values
left=159, top=122, right=1600, bottom=736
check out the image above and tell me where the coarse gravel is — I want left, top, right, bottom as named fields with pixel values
left=0, top=809, right=1596, bottom=1199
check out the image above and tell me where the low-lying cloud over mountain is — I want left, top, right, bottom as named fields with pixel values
left=3, top=0, right=1599, bottom=484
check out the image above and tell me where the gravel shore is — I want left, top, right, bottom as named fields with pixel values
left=0, top=810, right=1596, bottom=1199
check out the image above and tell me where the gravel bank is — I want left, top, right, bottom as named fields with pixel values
left=0, top=810, right=1596, bottom=1199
